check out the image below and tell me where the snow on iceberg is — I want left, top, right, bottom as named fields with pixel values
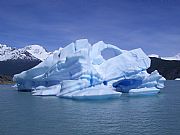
left=13, top=39, right=165, bottom=99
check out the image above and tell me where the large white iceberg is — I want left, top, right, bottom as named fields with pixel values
left=13, top=39, right=165, bottom=99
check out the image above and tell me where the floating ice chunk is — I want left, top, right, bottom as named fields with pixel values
left=129, top=87, right=160, bottom=96
left=13, top=39, right=165, bottom=99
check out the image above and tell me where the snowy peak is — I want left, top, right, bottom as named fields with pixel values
left=148, top=54, right=160, bottom=58
left=24, top=45, right=51, bottom=61
left=162, top=53, right=180, bottom=61
left=0, top=44, right=50, bottom=61
left=0, top=44, right=11, bottom=50
left=149, top=53, right=180, bottom=61
left=0, top=44, right=15, bottom=54
left=0, top=44, right=25, bottom=61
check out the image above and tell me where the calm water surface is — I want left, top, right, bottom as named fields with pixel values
left=0, top=81, right=180, bottom=135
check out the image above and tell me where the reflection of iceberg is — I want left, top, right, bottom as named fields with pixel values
left=13, top=39, right=165, bottom=99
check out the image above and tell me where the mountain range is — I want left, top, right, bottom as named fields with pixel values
left=0, top=44, right=51, bottom=79
left=0, top=44, right=50, bottom=61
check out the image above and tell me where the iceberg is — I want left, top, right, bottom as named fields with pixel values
left=13, top=39, right=165, bottom=99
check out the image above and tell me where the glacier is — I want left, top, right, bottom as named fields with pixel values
left=13, top=39, right=165, bottom=99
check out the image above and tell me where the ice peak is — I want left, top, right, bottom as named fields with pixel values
left=75, top=39, right=89, bottom=43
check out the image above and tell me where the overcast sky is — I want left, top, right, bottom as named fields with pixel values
left=0, top=0, right=179, bottom=56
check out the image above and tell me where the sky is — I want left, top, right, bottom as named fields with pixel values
left=0, top=0, right=180, bottom=56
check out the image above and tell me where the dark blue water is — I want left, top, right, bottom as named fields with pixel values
left=0, top=81, right=180, bottom=135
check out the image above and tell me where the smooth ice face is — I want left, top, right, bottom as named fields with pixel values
left=32, top=84, right=61, bottom=96
left=13, top=39, right=166, bottom=99
left=95, top=48, right=151, bottom=81
left=57, top=85, right=122, bottom=100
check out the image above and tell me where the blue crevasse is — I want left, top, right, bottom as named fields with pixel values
left=13, top=39, right=165, bottom=99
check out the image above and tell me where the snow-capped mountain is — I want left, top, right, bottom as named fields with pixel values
left=148, top=54, right=160, bottom=58
left=161, top=53, right=180, bottom=61
left=0, top=44, right=50, bottom=61
left=149, top=53, right=180, bottom=61
left=24, top=45, right=51, bottom=61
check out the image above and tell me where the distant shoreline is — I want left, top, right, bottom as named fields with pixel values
left=0, top=75, right=15, bottom=85
left=0, top=82, right=15, bottom=85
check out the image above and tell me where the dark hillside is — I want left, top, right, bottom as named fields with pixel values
left=147, top=57, right=180, bottom=80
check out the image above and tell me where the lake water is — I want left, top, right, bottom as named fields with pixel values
left=0, top=81, right=180, bottom=135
